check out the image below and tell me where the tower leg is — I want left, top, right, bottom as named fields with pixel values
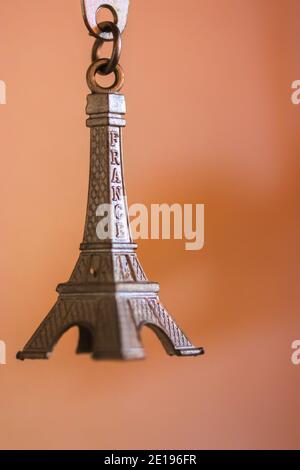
left=17, top=294, right=204, bottom=360
left=128, top=298, right=204, bottom=357
left=17, top=298, right=98, bottom=360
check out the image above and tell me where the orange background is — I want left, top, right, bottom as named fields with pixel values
left=0, top=0, right=300, bottom=450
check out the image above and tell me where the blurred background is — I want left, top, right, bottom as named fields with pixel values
left=0, top=0, right=299, bottom=450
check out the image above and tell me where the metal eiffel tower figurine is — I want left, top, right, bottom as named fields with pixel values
left=17, top=0, right=204, bottom=361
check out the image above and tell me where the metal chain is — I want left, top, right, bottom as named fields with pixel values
left=92, top=21, right=122, bottom=75
left=86, top=19, right=124, bottom=93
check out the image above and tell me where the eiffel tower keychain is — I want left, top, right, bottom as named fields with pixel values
left=17, top=0, right=204, bottom=361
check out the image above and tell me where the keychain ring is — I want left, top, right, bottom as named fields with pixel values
left=87, top=59, right=124, bottom=93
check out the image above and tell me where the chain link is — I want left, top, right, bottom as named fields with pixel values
left=92, top=21, right=121, bottom=75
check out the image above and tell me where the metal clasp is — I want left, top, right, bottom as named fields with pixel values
left=81, top=0, right=130, bottom=40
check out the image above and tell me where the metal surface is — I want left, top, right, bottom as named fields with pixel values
left=81, top=0, right=130, bottom=40
left=17, top=93, right=204, bottom=361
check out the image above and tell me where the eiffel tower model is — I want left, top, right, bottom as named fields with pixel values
left=17, top=8, right=204, bottom=361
